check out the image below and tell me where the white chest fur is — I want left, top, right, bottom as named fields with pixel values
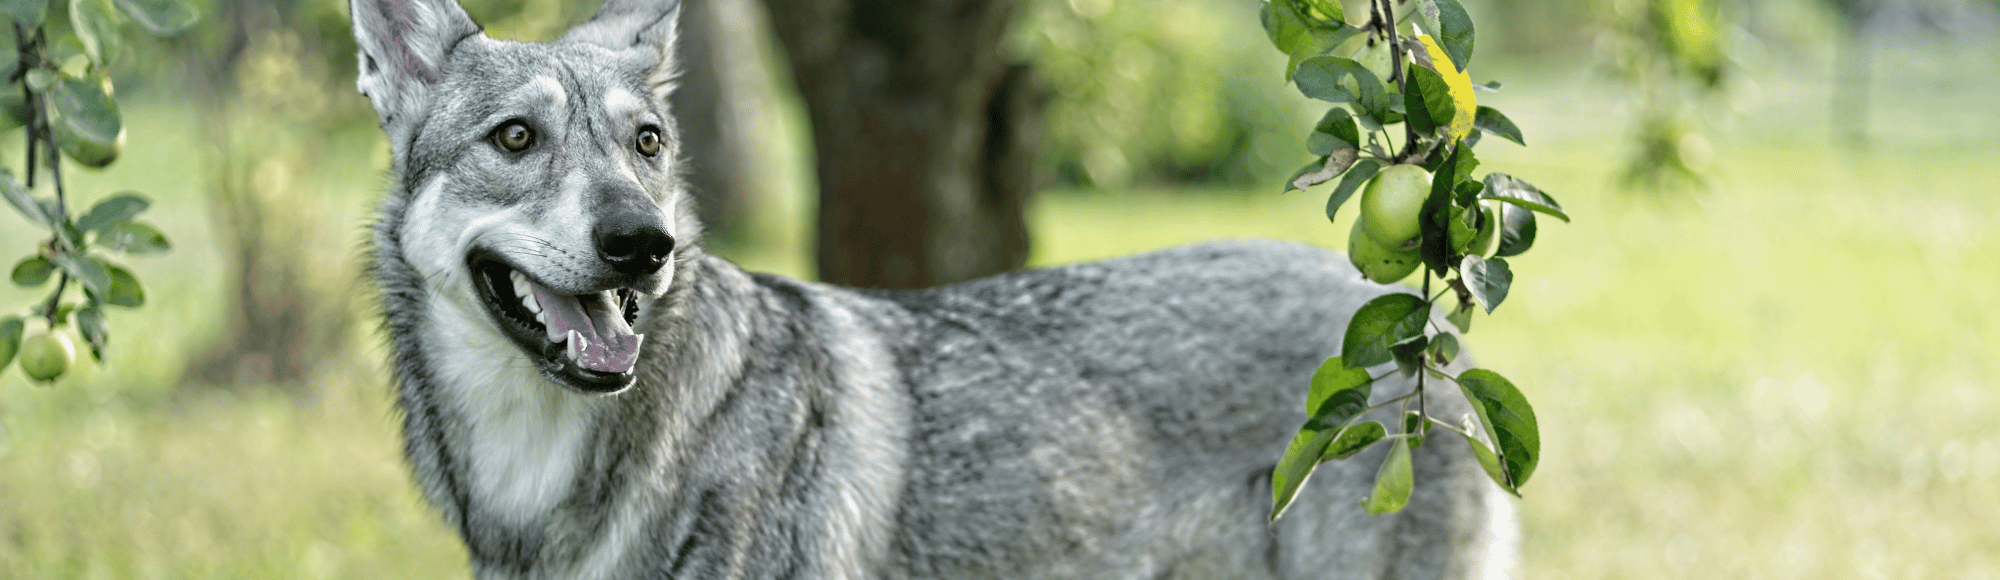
left=423, top=297, right=598, bottom=525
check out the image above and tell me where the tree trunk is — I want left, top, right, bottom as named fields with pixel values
left=177, top=0, right=353, bottom=393
left=672, top=0, right=777, bottom=240
left=761, top=0, right=1040, bottom=289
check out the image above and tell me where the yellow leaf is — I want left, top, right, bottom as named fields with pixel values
left=1417, top=35, right=1476, bottom=143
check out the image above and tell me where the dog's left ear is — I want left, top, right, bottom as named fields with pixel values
left=562, top=0, right=681, bottom=102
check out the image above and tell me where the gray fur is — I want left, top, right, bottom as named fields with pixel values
left=352, top=0, right=1517, bottom=578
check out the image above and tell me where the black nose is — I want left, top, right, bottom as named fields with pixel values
left=594, top=208, right=674, bottom=276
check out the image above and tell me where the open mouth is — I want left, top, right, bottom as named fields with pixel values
left=468, top=251, right=644, bottom=393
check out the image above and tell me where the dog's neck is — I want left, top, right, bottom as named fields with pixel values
left=394, top=249, right=747, bottom=577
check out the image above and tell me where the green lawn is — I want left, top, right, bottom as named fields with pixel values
left=3, top=38, right=1996, bottom=579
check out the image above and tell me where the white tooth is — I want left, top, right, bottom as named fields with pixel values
left=566, top=332, right=581, bottom=360
left=510, top=270, right=527, bottom=294
left=536, top=312, right=546, bottom=325
left=522, top=293, right=541, bottom=314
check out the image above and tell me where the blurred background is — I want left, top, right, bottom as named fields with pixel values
left=1, top=0, right=1996, bottom=577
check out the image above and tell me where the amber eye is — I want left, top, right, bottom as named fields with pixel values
left=492, top=121, right=534, bottom=152
left=635, top=126, right=661, bottom=157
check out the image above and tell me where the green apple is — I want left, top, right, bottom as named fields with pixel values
left=1360, top=163, right=1431, bottom=251
left=1330, top=30, right=1369, bottom=59
left=1348, top=220, right=1420, bottom=284
left=1354, top=37, right=1395, bottom=91
left=18, top=330, right=73, bottom=382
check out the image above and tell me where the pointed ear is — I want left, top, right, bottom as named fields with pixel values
left=562, top=0, right=681, bottom=101
left=349, top=0, right=483, bottom=128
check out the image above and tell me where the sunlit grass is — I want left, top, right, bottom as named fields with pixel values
left=2, top=35, right=1996, bottom=580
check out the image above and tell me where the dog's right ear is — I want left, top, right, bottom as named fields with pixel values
left=349, top=0, right=482, bottom=129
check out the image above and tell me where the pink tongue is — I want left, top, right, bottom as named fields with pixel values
left=528, top=284, right=643, bottom=374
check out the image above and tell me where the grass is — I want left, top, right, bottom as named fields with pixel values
left=3, top=35, right=1997, bottom=579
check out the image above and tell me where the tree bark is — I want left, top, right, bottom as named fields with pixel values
left=176, top=0, right=353, bottom=392
left=761, top=0, right=1039, bottom=289
left=673, top=0, right=776, bottom=240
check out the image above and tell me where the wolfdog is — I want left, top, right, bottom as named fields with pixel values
left=350, top=0, right=1516, bottom=578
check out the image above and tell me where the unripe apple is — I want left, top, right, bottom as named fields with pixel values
left=18, top=330, right=73, bottom=382
left=1354, top=38, right=1395, bottom=91
left=1348, top=219, right=1420, bottom=284
left=1360, top=163, right=1431, bottom=251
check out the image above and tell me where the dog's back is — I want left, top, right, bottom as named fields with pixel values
left=849, top=239, right=1514, bottom=579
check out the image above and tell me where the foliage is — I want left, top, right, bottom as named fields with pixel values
left=1262, top=0, right=1565, bottom=518
left=1014, top=0, right=1310, bottom=188
left=1602, top=0, right=1732, bottom=192
left=1, top=0, right=187, bottom=381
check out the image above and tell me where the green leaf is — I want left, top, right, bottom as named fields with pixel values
left=12, top=255, right=55, bottom=287
left=1360, top=438, right=1414, bottom=514
left=1402, top=410, right=1431, bottom=449
left=1263, top=0, right=1311, bottom=54
left=24, top=68, right=56, bottom=92
left=51, top=76, right=123, bottom=152
left=1316, top=107, right=1361, bottom=152
left=0, top=93, right=27, bottom=133
left=1401, top=70, right=1437, bottom=137
left=75, top=303, right=107, bottom=361
left=1341, top=293, right=1428, bottom=369
left=41, top=301, right=76, bottom=324
left=1307, top=356, right=1373, bottom=422
left=1323, top=421, right=1386, bottom=460
left=1460, top=255, right=1511, bottom=314
left=1306, top=131, right=1346, bottom=157
left=0, top=315, right=22, bottom=370
left=1473, top=106, right=1524, bottom=146
left=71, top=0, right=123, bottom=67
left=112, top=0, right=195, bottom=35
left=1406, top=65, right=1456, bottom=139
left=1418, top=145, right=1471, bottom=277
left=6, top=0, right=46, bottom=28
left=1482, top=192, right=1570, bottom=223
left=1429, top=0, right=1475, bottom=72
left=1457, top=369, right=1540, bottom=492
left=1293, top=56, right=1392, bottom=120
left=1445, top=301, right=1473, bottom=334
left=0, top=170, right=49, bottom=227
left=59, top=54, right=93, bottom=79
left=76, top=192, right=149, bottom=233
left=1299, top=0, right=1344, bottom=24
left=1427, top=332, right=1459, bottom=366
left=1458, top=417, right=1512, bottom=496
left=49, top=250, right=110, bottom=296
left=1389, top=334, right=1428, bottom=375
left=1264, top=0, right=1358, bottom=79
left=1324, top=159, right=1381, bottom=223
left=100, top=260, right=143, bottom=307
left=1271, top=417, right=1339, bottom=520
left=1453, top=178, right=1485, bottom=207
left=1412, top=0, right=1444, bottom=51
left=1482, top=173, right=1548, bottom=258
left=98, top=220, right=170, bottom=254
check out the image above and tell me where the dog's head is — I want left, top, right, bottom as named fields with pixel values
left=352, top=0, right=691, bottom=394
